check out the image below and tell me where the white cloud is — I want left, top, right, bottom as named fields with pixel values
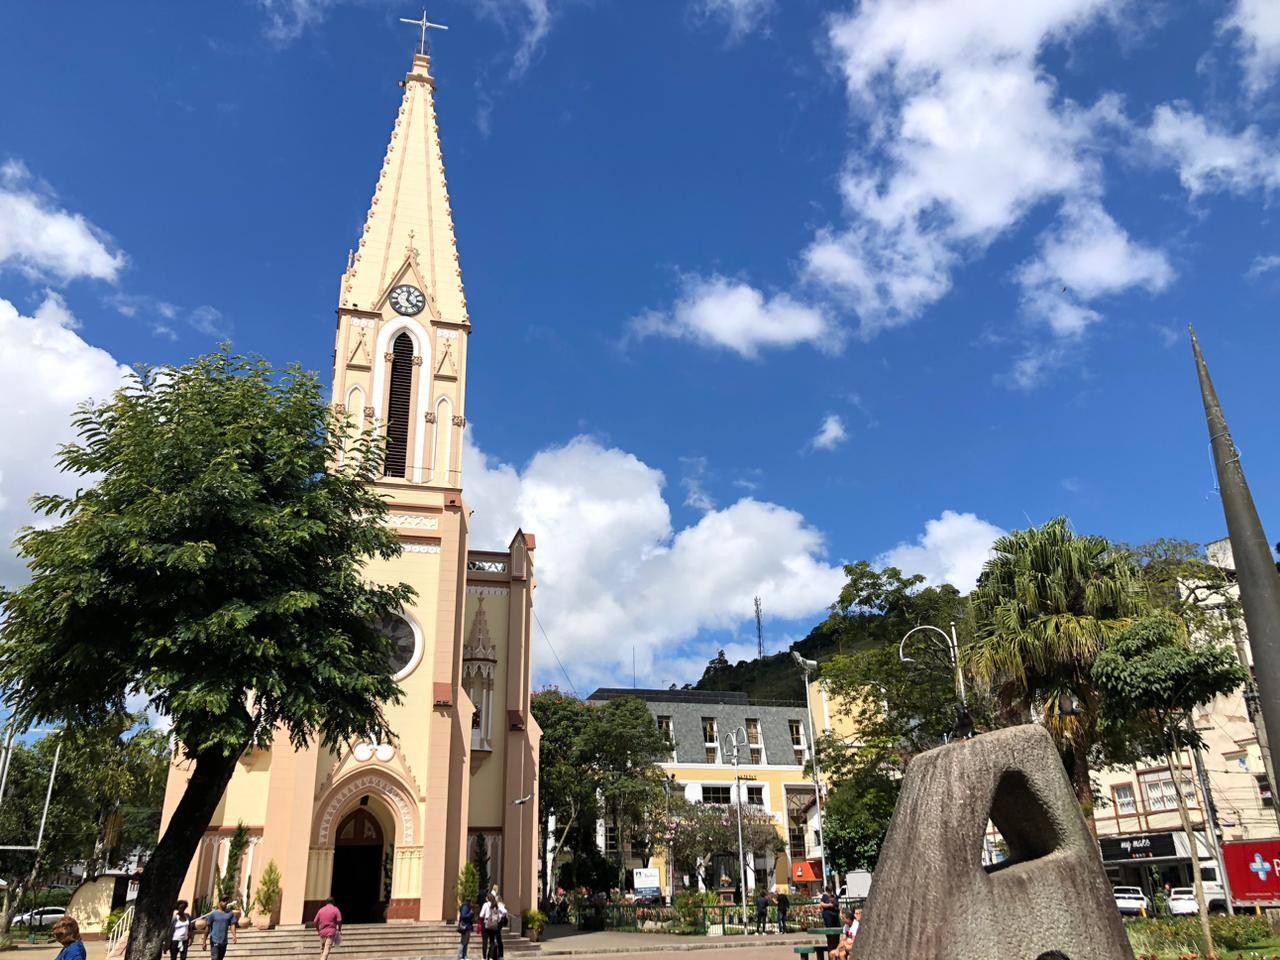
left=679, top=456, right=716, bottom=512
left=0, top=161, right=125, bottom=283
left=695, top=0, right=775, bottom=40
left=809, top=414, right=847, bottom=452
left=875, top=510, right=1006, bottom=592
left=0, top=294, right=130, bottom=587
left=807, top=0, right=1123, bottom=332
left=1222, top=0, right=1280, bottom=98
left=1017, top=199, right=1173, bottom=338
left=463, top=434, right=845, bottom=690
left=1249, top=254, right=1280, bottom=278
left=631, top=274, right=838, bottom=358
left=106, top=293, right=224, bottom=339
left=1147, top=103, right=1280, bottom=197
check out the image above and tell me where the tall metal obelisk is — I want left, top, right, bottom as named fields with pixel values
left=1191, top=326, right=1280, bottom=784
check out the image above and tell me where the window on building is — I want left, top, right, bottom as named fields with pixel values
left=745, top=718, right=764, bottom=764
left=1144, top=775, right=1197, bottom=811
left=1259, top=774, right=1274, bottom=808
left=1115, top=784, right=1136, bottom=815
left=746, top=785, right=764, bottom=807
left=702, top=785, right=731, bottom=805
left=383, top=332, right=415, bottom=478
left=657, top=715, right=675, bottom=761
left=703, top=718, right=719, bottom=764
left=604, top=824, right=619, bottom=856
left=788, top=823, right=806, bottom=860
left=789, top=719, right=806, bottom=765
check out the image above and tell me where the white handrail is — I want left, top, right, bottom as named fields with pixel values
left=107, top=904, right=134, bottom=956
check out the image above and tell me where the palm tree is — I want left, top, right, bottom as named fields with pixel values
left=969, top=517, right=1144, bottom=816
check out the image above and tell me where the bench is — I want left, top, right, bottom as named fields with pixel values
left=794, top=947, right=824, bottom=960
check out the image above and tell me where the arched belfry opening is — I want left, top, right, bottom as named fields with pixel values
left=384, top=332, right=415, bottom=478
left=332, top=805, right=390, bottom=924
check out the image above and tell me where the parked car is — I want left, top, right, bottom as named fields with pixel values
left=14, top=906, right=66, bottom=928
left=1167, top=887, right=1200, bottom=916
left=1113, top=886, right=1150, bottom=916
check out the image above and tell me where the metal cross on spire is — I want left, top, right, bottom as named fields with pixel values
left=399, top=8, right=448, bottom=55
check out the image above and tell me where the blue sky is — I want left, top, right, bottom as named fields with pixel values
left=1, top=0, right=1278, bottom=692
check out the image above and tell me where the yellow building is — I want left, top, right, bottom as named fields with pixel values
left=159, top=49, right=541, bottom=927
left=585, top=688, right=826, bottom=898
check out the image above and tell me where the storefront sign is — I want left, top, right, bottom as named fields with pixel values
left=1099, top=832, right=1177, bottom=861
left=1224, top=840, right=1280, bottom=905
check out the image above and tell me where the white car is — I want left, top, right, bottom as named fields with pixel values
left=14, top=906, right=66, bottom=928
left=1113, top=886, right=1150, bottom=916
left=1168, top=888, right=1200, bottom=916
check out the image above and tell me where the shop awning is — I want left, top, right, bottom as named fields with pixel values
left=792, top=861, right=821, bottom=883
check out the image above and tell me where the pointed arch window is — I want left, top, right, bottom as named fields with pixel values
left=384, top=332, right=414, bottom=477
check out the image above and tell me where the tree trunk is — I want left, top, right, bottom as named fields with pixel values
left=124, top=746, right=242, bottom=960
left=1168, top=737, right=1216, bottom=960
left=1062, top=741, right=1096, bottom=835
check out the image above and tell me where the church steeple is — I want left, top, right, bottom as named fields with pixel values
left=340, top=53, right=468, bottom=324
left=333, top=52, right=469, bottom=489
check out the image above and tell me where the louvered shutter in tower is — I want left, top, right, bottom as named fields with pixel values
left=384, top=332, right=414, bottom=477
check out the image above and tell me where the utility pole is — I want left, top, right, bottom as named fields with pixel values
left=1191, top=718, right=1234, bottom=915
left=723, top=727, right=749, bottom=910
left=1191, top=328, right=1280, bottom=807
left=754, top=597, right=764, bottom=660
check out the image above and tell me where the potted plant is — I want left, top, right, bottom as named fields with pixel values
left=253, top=861, right=283, bottom=930
left=522, top=909, right=547, bottom=943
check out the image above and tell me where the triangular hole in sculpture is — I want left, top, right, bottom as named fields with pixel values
left=983, top=768, right=1065, bottom=875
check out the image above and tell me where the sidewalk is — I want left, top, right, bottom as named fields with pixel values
left=538, top=925, right=814, bottom=956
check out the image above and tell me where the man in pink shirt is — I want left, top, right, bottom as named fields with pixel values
left=314, top=898, right=342, bottom=960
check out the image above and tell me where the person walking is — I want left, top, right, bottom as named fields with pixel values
left=52, top=918, right=86, bottom=960
left=754, top=889, right=768, bottom=935
left=775, top=889, right=790, bottom=934
left=170, top=901, right=195, bottom=960
left=202, top=899, right=239, bottom=960
left=314, top=897, right=343, bottom=960
left=479, top=891, right=507, bottom=960
left=456, top=900, right=475, bottom=960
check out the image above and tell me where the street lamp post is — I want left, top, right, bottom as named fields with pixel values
left=722, top=726, right=749, bottom=909
left=663, top=775, right=676, bottom=905
left=791, top=652, right=829, bottom=891
left=898, top=621, right=966, bottom=708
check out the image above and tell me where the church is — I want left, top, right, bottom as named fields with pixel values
left=159, top=47, right=541, bottom=927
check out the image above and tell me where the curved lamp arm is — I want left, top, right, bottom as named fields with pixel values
left=898, top=621, right=966, bottom=707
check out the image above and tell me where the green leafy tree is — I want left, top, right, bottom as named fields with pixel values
left=969, top=517, right=1144, bottom=814
left=821, top=767, right=899, bottom=874
left=0, top=351, right=415, bottom=960
left=531, top=690, right=599, bottom=891
left=577, top=697, right=668, bottom=889
left=254, top=861, right=283, bottom=919
left=1093, top=612, right=1247, bottom=960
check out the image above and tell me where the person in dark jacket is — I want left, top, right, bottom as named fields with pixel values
left=775, top=890, right=790, bottom=933
left=820, top=888, right=840, bottom=952
left=754, top=890, right=768, bottom=934
left=456, top=901, right=475, bottom=960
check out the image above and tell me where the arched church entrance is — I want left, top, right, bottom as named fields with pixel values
left=332, top=808, right=387, bottom=924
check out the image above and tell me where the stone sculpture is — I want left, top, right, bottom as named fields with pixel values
left=851, top=724, right=1134, bottom=960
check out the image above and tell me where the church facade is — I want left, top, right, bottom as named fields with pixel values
left=159, top=50, right=541, bottom=927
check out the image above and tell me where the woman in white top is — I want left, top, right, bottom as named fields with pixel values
left=478, top=892, right=507, bottom=960
left=168, top=900, right=194, bottom=960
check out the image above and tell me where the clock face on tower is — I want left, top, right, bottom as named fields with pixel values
left=379, top=613, right=419, bottom=678
left=388, top=284, right=426, bottom=316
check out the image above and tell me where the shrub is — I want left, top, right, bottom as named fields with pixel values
left=254, top=861, right=283, bottom=916
left=456, top=863, right=479, bottom=907
left=1125, top=914, right=1270, bottom=954
left=673, top=890, right=716, bottom=930
left=522, top=909, right=547, bottom=933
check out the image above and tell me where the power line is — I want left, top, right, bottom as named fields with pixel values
left=533, top=609, right=577, bottom=697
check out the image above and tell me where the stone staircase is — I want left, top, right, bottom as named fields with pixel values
left=230, top=922, right=540, bottom=960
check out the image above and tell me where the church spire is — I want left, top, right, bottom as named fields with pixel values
left=340, top=52, right=468, bottom=326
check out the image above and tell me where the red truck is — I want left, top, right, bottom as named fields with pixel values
left=1223, top=839, right=1280, bottom=908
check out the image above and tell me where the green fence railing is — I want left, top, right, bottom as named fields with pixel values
left=573, top=897, right=864, bottom=935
